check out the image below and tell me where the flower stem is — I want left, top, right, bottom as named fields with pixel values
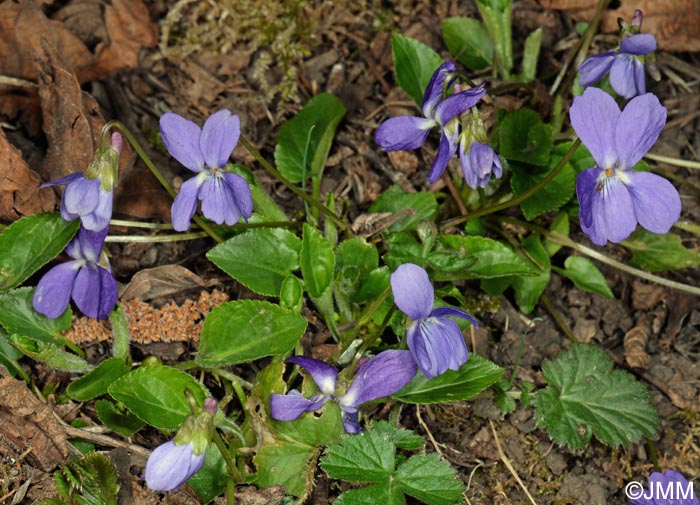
left=239, top=135, right=350, bottom=233
left=646, top=152, right=700, bottom=170
left=100, top=121, right=224, bottom=243
left=212, top=430, right=240, bottom=505
left=105, top=232, right=208, bottom=243
left=441, top=139, right=581, bottom=230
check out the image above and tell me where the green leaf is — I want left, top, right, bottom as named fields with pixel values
left=94, top=400, right=144, bottom=437
left=0, top=212, right=79, bottom=291
left=556, top=256, right=613, bottom=298
left=207, top=228, right=301, bottom=296
left=198, top=300, right=306, bottom=366
left=279, top=275, right=304, bottom=312
left=109, top=304, right=130, bottom=360
left=275, top=93, right=346, bottom=183
left=625, top=229, right=700, bottom=271
left=370, top=420, right=424, bottom=450
left=384, top=233, right=426, bottom=271
left=510, top=160, right=575, bottom=220
left=188, top=443, right=227, bottom=504
left=393, top=355, right=503, bottom=404
left=520, top=28, right=542, bottom=81
left=475, top=0, right=513, bottom=78
left=499, top=109, right=552, bottom=166
left=335, top=483, right=406, bottom=505
left=67, top=358, right=128, bottom=402
left=108, top=365, right=208, bottom=430
left=0, top=287, right=72, bottom=344
left=0, top=327, right=23, bottom=377
left=442, top=17, right=493, bottom=70
left=10, top=335, right=91, bottom=373
left=396, top=453, right=465, bottom=505
left=300, top=224, right=335, bottom=298
left=369, top=186, right=439, bottom=232
left=511, top=235, right=550, bottom=313
left=432, top=236, right=535, bottom=280
left=391, top=34, right=444, bottom=106
left=228, top=164, right=288, bottom=221
left=544, top=211, right=569, bottom=256
left=353, top=266, right=390, bottom=304
left=48, top=452, right=118, bottom=505
left=534, top=343, right=658, bottom=450
left=322, top=429, right=396, bottom=483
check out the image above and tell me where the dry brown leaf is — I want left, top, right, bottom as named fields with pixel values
left=623, top=315, right=651, bottom=369
left=114, top=167, right=173, bottom=222
left=0, top=129, right=55, bottom=220
left=538, top=0, right=700, bottom=52
left=121, top=265, right=207, bottom=302
left=0, top=365, right=71, bottom=471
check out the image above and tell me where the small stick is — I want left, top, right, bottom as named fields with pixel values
left=489, top=420, right=538, bottom=505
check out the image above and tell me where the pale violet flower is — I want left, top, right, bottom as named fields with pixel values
left=390, top=263, right=477, bottom=379
left=571, top=88, right=681, bottom=246
left=144, top=440, right=206, bottom=492
left=160, top=109, right=253, bottom=231
left=629, top=469, right=699, bottom=505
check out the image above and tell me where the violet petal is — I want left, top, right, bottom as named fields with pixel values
left=200, top=110, right=240, bottom=169
left=63, top=177, right=100, bottom=216
left=433, top=86, right=486, bottom=126
left=76, top=227, right=109, bottom=263
left=609, top=55, right=638, bottom=99
left=160, top=113, right=204, bottom=172
left=390, top=263, right=434, bottom=320
left=409, top=318, right=468, bottom=378
left=223, top=173, right=253, bottom=220
left=79, top=188, right=113, bottom=232
left=615, top=93, right=666, bottom=170
left=587, top=174, right=637, bottom=245
left=199, top=176, right=240, bottom=225
left=426, top=129, right=459, bottom=183
left=341, top=409, right=361, bottom=434
left=569, top=87, right=620, bottom=169
left=33, top=262, right=81, bottom=318
left=576, top=168, right=599, bottom=232
left=620, top=33, right=657, bottom=55
left=171, top=176, right=203, bottom=232
left=72, top=264, right=101, bottom=319
left=40, top=172, right=83, bottom=189
left=628, top=171, right=681, bottom=234
left=577, top=52, right=615, bottom=87
left=375, top=116, right=435, bottom=151
left=287, top=356, right=338, bottom=395
left=145, top=440, right=204, bottom=492
left=96, top=267, right=118, bottom=319
left=431, top=306, right=478, bottom=327
left=270, top=391, right=327, bottom=421
left=421, top=61, right=458, bottom=118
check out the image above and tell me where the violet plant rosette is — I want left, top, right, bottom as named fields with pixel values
left=33, top=227, right=117, bottom=320
left=578, top=11, right=657, bottom=99
left=42, top=131, right=122, bottom=232
left=159, top=109, right=253, bottom=231
left=629, top=469, right=699, bottom=505
left=571, top=87, right=681, bottom=246
left=390, top=263, right=478, bottom=379
left=375, top=61, right=486, bottom=183
left=270, top=350, right=417, bottom=433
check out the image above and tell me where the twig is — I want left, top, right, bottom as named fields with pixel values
left=62, top=425, right=150, bottom=458
left=489, top=420, right=538, bottom=505
left=416, top=405, right=443, bottom=457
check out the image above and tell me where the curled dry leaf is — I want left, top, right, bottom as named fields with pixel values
left=623, top=314, right=651, bottom=369
left=0, top=129, right=55, bottom=220
left=538, top=0, right=700, bottom=52
left=0, top=365, right=71, bottom=471
left=121, top=265, right=207, bottom=302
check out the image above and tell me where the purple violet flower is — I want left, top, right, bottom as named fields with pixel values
left=390, top=263, right=477, bottom=379
left=144, top=439, right=206, bottom=492
left=571, top=87, right=681, bottom=246
left=42, top=132, right=122, bottom=232
left=578, top=33, right=657, bottom=99
left=629, top=469, right=699, bottom=505
left=33, top=227, right=117, bottom=320
left=375, top=61, right=486, bottom=183
left=459, top=140, right=503, bottom=189
left=270, top=350, right=417, bottom=433
left=160, top=109, right=253, bottom=231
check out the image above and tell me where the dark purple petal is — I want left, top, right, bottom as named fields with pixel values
left=576, top=168, right=599, bottom=232
left=75, top=227, right=109, bottom=263
left=375, top=116, right=435, bottom=151
left=577, top=52, right=615, bottom=87
left=615, top=93, right=666, bottom=169
left=426, top=128, right=459, bottom=183
left=421, top=61, right=458, bottom=118
left=627, top=172, right=681, bottom=234
left=79, top=188, right=113, bottom=232
left=200, top=110, right=240, bottom=169
left=287, top=356, right=338, bottom=394
left=339, top=350, right=417, bottom=408
left=160, top=112, right=204, bottom=172
left=145, top=440, right=205, bottom=492
left=270, top=390, right=327, bottom=421
left=341, top=409, right=361, bottom=434
left=95, top=267, right=118, bottom=319
left=33, top=262, right=81, bottom=318
left=223, top=173, right=253, bottom=220
left=433, top=85, right=486, bottom=126
left=609, top=55, right=639, bottom=99
left=171, top=176, right=202, bottom=232
left=62, top=176, right=100, bottom=216
left=633, top=56, right=646, bottom=96
left=461, top=141, right=500, bottom=189
left=390, top=263, right=434, bottom=320
left=431, top=306, right=478, bottom=327
left=620, top=33, right=657, bottom=55
left=408, top=318, right=468, bottom=378
left=569, top=87, right=620, bottom=169
left=200, top=176, right=241, bottom=225
left=581, top=172, right=637, bottom=245
left=40, top=172, right=83, bottom=189
left=72, top=264, right=102, bottom=319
